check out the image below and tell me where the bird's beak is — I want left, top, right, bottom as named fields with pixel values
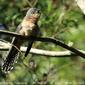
left=34, top=13, right=40, bottom=17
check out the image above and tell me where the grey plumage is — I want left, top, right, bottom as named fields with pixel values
left=2, top=8, right=40, bottom=72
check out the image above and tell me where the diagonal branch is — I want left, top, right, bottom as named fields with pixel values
left=0, top=30, right=85, bottom=58
left=0, top=41, right=85, bottom=57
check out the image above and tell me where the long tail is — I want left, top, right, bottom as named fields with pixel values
left=2, top=37, right=21, bottom=72
left=25, top=41, right=33, bottom=57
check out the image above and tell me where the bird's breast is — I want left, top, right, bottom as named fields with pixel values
left=19, top=21, right=38, bottom=36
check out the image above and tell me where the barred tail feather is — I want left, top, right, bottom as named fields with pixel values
left=2, top=37, right=21, bottom=72
left=3, top=48, right=19, bottom=72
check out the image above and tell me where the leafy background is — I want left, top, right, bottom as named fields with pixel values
left=0, top=0, right=85, bottom=85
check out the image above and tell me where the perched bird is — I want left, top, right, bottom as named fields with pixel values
left=2, top=8, right=41, bottom=72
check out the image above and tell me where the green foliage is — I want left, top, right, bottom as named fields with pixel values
left=0, top=0, right=85, bottom=84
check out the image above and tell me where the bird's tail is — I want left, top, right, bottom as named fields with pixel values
left=2, top=37, right=21, bottom=72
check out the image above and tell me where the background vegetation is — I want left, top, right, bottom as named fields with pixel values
left=0, top=0, right=85, bottom=85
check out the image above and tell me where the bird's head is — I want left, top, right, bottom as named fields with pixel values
left=25, top=8, right=40, bottom=23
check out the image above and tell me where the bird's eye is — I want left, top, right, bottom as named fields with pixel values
left=31, top=9, right=40, bottom=14
left=32, top=11, right=35, bottom=14
left=37, top=10, right=40, bottom=13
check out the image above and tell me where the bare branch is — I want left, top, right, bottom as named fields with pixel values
left=0, top=41, right=85, bottom=57
left=0, top=30, right=85, bottom=58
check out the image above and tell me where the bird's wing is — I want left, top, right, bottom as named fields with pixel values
left=25, top=25, right=40, bottom=57
left=25, top=41, right=33, bottom=57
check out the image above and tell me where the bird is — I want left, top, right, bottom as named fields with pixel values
left=2, top=8, right=41, bottom=72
